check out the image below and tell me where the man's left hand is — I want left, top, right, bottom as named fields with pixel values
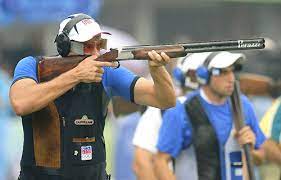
left=147, top=50, right=171, bottom=67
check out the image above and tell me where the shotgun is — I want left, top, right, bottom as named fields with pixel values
left=230, top=81, right=256, bottom=180
left=38, top=38, right=265, bottom=82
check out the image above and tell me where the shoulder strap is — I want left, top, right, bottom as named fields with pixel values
left=185, top=96, right=221, bottom=180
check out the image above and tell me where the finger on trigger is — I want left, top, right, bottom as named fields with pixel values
left=108, top=61, right=119, bottom=67
left=96, top=61, right=117, bottom=67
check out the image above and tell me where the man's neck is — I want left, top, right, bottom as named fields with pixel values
left=201, top=86, right=227, bottom=105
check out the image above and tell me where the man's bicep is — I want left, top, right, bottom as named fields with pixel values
left=134, top=78, right=158, bottom=106
left=10, top=78, right=37, bottom=97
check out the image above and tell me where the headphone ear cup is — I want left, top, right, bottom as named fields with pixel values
left=56, top=32, right=71, bottom=57
left=173, top=67, right=185, bottom=87
left=196, top=66, right=210, bottom=85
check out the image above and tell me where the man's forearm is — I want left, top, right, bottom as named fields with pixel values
left=10, top=68, right=80, bottom=116
left=149, top=65, right=176, bottom=109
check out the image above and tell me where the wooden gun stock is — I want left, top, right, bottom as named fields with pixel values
left=38, top=55, right=85, bottom=82
left=37, top=49, right=119, bottom=82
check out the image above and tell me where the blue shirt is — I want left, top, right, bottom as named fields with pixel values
left=157, top=90, right=266, bottom=158
left=12, top=56, right=139, bottom=102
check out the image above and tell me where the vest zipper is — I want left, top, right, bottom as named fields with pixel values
left=62, top=116, right=66, bottom=127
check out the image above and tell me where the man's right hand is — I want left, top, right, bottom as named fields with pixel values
left=73, top=55, right=118, bottom=83
left=235, top=126, right=256, bottom=148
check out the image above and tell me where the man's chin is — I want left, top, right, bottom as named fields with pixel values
left=221, top=89, right=233, bottom=97
left=225, top=91, right=234, bottom=96
left=225, top=87, right=234, bottom=95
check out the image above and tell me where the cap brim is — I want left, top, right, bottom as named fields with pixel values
left=71, top=32, right=111, bottom=42
left=209, top=52, right=245, bottom=69
left=101, top=32, right=111, bottom=35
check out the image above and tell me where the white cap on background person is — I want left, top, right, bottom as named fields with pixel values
left=207, top=51, right=245, bottom=70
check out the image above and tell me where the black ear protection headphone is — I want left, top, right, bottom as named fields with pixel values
left=195, top=52, right=221, bottom=85
left=55, top=14, right=92, bottom=57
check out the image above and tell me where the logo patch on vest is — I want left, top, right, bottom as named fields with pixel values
left=81, top=145, right=92, bottom=161
left=74, top=115, right=94, bottom=126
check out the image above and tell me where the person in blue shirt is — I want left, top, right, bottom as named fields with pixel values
left=132, top=54, right=206, bottom=180
left=154, top=51, right=268, bottom=180
left=9, top=13, right=176, bottom=180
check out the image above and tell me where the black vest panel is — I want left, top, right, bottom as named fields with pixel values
left=55, top=82, right=110, bottom=177
left=185, top=95, right=221, bottom=180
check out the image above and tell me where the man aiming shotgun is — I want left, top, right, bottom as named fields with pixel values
left=9, top=13, right=176, bottom=180
left=9, top=12, right=264, bottom=180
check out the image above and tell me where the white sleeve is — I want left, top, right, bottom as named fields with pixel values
left=132, top=107, right=163, bottom=154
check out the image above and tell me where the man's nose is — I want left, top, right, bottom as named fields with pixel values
left=226, top=71, right=235, bottom=82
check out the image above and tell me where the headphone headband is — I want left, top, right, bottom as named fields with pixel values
left=203, top=52, right=221, bottom=69
left=62, top=14, right=92, bottom=36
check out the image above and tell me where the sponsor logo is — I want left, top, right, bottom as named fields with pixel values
left=238, top=40, right=261, bottom=48
left=74, top=115, right=94, bottom=126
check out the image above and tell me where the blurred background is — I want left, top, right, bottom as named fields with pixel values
left=1, top=0, right=281, bottom=179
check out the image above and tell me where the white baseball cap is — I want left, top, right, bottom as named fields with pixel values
left=177, top=52, right=212, bottom=73
left=58, top=13, right=110, bottom=42
left=207, top=51, right=245, bottom=69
